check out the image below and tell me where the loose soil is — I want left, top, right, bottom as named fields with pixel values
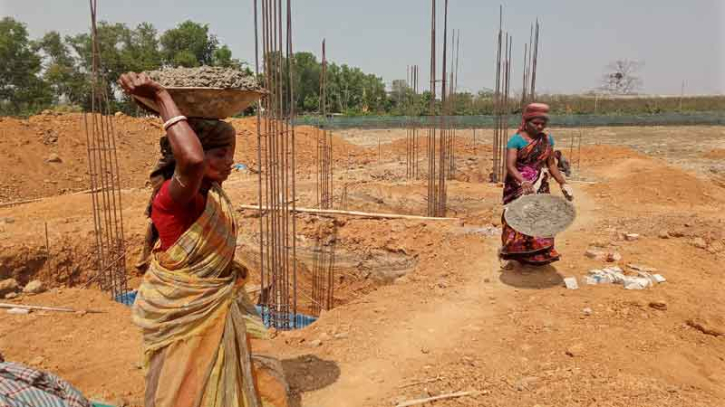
left=0, top=115, right=723, bottom=407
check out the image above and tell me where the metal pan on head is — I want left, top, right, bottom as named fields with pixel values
left=133, top=87, right=267, bottom=119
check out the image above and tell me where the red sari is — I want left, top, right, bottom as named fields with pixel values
left=500, top=134, right=560, bottom=265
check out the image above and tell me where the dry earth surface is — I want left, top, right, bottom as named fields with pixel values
left=0, top=113, right=723, bottom=407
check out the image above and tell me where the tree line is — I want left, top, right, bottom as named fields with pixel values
left=0, top=16, right=531, bottom=117
left=0, top=17, right=253, bottom=115
left=2, top=17, right=722, bottom=117
left=0, top=17, right=394, bottom=117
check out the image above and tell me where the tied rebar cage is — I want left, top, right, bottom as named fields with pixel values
left=310, top=223, right=336, bottom=316
left=310, top=38, right=336, bottom=316
left=446, top=28, right=461, bottom=179
left=491, top=6, right=515, bottom=184
left=426, top=0, right=450, bottom=218
left=84, top=0, right=129, bottom=303
left=316, top=39, right=334, bottom=211
left=405, top=65, right=420, bottom=180
left=255, top=0, right=298, bottom=330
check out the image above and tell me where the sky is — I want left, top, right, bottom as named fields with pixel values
left=2, top=0, right=724, bottom=95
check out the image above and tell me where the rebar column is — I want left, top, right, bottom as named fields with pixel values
left=256, top=0, right=298, bottom=330
left=84, top=0, right=128, bottom=304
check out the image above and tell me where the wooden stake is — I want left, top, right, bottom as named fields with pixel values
left=0, top=198, right=43, bottom=208
left=0, top=303, right=105, bottom=314
left=397, top=376, right=446, bottom=389
left=44, top=221, right=52, bottom=276
left=395, top=391, right=481, bottom=407
left=378, top=135, right=381, bottom=163
left=238, top=205, right=459, bottom=221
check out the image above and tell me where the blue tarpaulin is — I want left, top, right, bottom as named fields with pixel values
left=116, top=291, right=316, bottom=329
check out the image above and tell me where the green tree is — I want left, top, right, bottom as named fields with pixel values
left=122, top=22, right=162, bottom=72
left=212, top=45, right=249, bottom=71
left=0, top=17, right=52, bottom=114
left=160, top=21, right=218, bottom=67
left=38, top=31, right=87, bottom=106
left=66, top=22, right=133, bottom=111
left=450, top=91, right=474, bottom=115
left=291, top=52, right=321, bottom=112
left=283, top=53, right=389, bottom=115
left=66, top=21, right=167, bottom=112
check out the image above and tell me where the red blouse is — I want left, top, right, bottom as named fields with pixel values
left=151, top=180, right=206, bottom=250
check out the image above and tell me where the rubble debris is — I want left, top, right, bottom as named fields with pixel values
left=586, top=266, right=666, bottom=290
left=649, top=301, right=668, bottom=311
left=0, top=278, right=19, bottom=297
left=691, top=238, right=708, bottom=249
left=6, top=308, right=31, bottom=315
left=564, top=277, right=579, bottom=290
left=23, top=280, right=45, bottom=295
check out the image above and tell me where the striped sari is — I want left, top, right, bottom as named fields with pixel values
left=500, top=134, right=561, bottom=265
left=0, top=362, right=91, bottom=407
left=132, top=185, right=289, bottom=407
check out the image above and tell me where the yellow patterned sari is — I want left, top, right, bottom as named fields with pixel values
left=132, top=185, right=289, bottom=407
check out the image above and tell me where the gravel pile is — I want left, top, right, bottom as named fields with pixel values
left=146, top=66, right=260, bottom=90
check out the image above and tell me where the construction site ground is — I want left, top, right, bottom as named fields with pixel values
left=0, top=113, right=724, bottom=407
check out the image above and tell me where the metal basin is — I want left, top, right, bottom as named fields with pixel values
left=505, top=194, right=576, bottom=237
left=133, top=87, right=267, bottom=119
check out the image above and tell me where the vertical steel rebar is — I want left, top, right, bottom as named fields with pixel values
left=437, top=0, right=449, bottom=216
left=530, top=19, right=540, bottom=101
left=577, top=128, right=582, bottom=174
left=256, top=0, right=297, bottom=330
left=427, top=0, right=436, bottom=216
left=253, top=0, right=265, bottom=302
left=85, top=0, right=128, bottom=303
left=414, top=65, right=419, bottom=178
left=501, top=36, right=514, bottom=181
left=492, top=6, right=503, bottom=183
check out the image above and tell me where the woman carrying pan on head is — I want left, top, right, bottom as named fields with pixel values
left=500, top=103, right=574, bottom=268
left=118, top=71, right=289, bottom=407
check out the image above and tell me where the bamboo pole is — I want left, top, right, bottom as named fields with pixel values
left=395, top=391, right=481, bottom=407
left=0, top=303, right=105, bottom=314
left=238, top=205, right=460, bottom=221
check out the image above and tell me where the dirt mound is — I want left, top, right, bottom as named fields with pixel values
left=0, top=288, right=144, bottom=405
left=228, top=118, right=368, bottom=172
left=577, top=145, right=645, bottom=165
left=0, top=243, right=95, bottom=287
left=0, top=114, right=365, bottom=204
left=0, top=113, right=159, bottom=203
left=1, top=124, right=725, bottom=407
left=585, top=157, right=725, bottom=207
left=702, top=148, right=725, bottom=160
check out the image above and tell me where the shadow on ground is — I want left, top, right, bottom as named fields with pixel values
left=499, top=264, right=564, bottom=289
left=283, top=355, right=340, bottom=407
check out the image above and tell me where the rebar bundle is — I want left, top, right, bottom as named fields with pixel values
left=406, top=64, right=420, bottom=180
left=316, top=39, right=333, bottom=209
left=568, top=129, right=583, bottom=176
left=310, top=223, right=336, bottom=316
left=447, top=28, right=461, bottom=178
left=255, top=0, right=298, bottom=330
left=426, top=0, right=450, bottom=217
left=84, top=0, right=128, bottom=303
left=311, top=39, right=335, bottom=316
left=491, top=7, right=513, bottom=183
left=521, top=20, right=541, bottom=107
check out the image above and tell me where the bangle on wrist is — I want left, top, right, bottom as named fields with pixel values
left=163, top=115, right=187, bottom=131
